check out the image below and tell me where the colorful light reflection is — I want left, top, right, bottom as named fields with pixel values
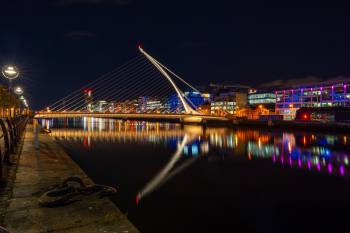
left=44, top=119, right=350, bottom=178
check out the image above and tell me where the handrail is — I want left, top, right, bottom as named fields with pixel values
left=0, top=115, right=29, bottom=182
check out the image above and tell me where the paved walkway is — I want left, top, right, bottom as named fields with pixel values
left=2, top=123, right=139, bottom=233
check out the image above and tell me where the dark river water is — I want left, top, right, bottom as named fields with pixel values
left=40, top=118, right=350, bottom=233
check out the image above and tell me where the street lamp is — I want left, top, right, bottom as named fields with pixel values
left=2, top=65, right=19, bottom=90
left=22, top=98, right=28, bottom=108
left=13, top=87, right=25, bottom=116
left=14, top=86, right=23, bottom=95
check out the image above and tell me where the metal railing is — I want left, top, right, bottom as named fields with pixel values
left=0, top=116, right=29, bottom=182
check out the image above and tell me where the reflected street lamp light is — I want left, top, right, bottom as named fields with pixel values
left=2, top=65, right=19, bottom=90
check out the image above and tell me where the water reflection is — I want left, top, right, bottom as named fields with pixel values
left=137, top=135, right=191, bottom=204
left=41, top=118, right=350, bottom=183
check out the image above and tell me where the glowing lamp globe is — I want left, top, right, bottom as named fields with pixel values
left=2, top=65, right=19, bottom=80
left=14, top=86, right=23, bottom=95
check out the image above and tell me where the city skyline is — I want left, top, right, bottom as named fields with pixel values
left=1, top=1, right=350, bottom=109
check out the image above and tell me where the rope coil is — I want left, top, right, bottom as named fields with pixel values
left=38, top=176, right=117, bottom=207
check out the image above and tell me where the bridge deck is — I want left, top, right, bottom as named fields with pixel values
left=35, top=112, right=229, bottom=122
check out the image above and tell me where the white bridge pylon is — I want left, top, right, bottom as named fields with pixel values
left=138, top=46, right=201, bottom=115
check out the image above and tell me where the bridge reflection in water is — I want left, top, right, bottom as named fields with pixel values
left=42, top=118, right=350, bottom=189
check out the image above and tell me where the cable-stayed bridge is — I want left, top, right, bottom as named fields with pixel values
left=35, top=46, right=228, bottom=123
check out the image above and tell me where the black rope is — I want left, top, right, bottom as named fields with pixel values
left=38, top=176, right=117, bottom=208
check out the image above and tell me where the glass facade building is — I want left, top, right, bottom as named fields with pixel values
left=275, top=79, right=350, bottom=120
left=248, top=92, right=276, bottom=111
left=166, top=91, right=208, bottom=113
left=211, top=101, right=236, bottom=115
left=248, top=93, right=276, bottom=105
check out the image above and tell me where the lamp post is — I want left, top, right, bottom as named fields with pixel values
left=2, top=65, right=19, bottom=91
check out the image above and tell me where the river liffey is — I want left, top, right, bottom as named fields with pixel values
left=40, top=118, right=350, bottom=233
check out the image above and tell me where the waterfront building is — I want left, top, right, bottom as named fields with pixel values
left=138, top=96, right=163, bottom=113
left=166, top=91, right=209, bottom=113
left=275, top=78, right=350, bottom=120
left=166, top=94, right=183, bottom=113
left=114, top=102, right=124, bottom=113
left=197, top=103, right=211, bottom=115
left=95, top=100, right=107, bottom=112
left=114, top=100, right=138, bottom=113
left=296, top=107, right=350, bottom=122
left=209, top=83, right=249, bottom=116
left=146, top=100, right=162, bottom=112
left=211, top=100, right=236, bottom=116
left=184, top=91, right=210, bottom=107
left=248, top=90, right=276, bottom=111
left=235, top=105, right=270, bottom=120
left=106, top=102, right=115, bottom=113
left=137, top=96, right=148, bottom=113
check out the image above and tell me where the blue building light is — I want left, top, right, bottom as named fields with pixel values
left=167, top=91, right=206, bottom=113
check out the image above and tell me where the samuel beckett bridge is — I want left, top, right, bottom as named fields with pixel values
left=35, top=46, right=228, bottom=124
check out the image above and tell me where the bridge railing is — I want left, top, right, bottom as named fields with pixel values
left=0, top=116, right=29, bottom=182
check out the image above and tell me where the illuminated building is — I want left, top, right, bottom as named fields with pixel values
left=197, top=103, right=211, bottom=115
left=166, top=91, right=209, bottom=113
left=248, top=91, right=276, bottom=111
left=95, top=100, right=107, bottom=112
left=115, top=100, right=138, bottom=113
left=106, top=102, right=116, bottom=113
left=275, top=79, right=350, bottom=120
left=235, top=105, right=270, bottom=120
left=138, top=96, right=163, bottom=113
left=210, top=92, right=247, bottom=116
left=296, top=107, right=350, bottom=121
left=166, top=94, right=183, bottom=113
left=138, top=96, right=148, bottom=113
left=211, top=101, right=236, bottom=116
left=209, top=83, right=249, bottom=116
left=186, top=91, right=210, bottom=107
left=146, top=100, right=162, bottom=112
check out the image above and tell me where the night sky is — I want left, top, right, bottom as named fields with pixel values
left=1, top=1, right=350, bottom=110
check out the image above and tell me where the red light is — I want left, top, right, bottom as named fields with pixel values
left=137, top=43, right=142, bottom=49
left=84, top=88, right=92, bottom=93
left=303, top=114, right=308, bottom=119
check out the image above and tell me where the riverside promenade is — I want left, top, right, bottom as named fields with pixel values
left=1, top=123, right=139, bottom=233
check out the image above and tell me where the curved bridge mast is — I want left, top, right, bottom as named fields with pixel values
left=138, top=46, right=200, bottom=115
